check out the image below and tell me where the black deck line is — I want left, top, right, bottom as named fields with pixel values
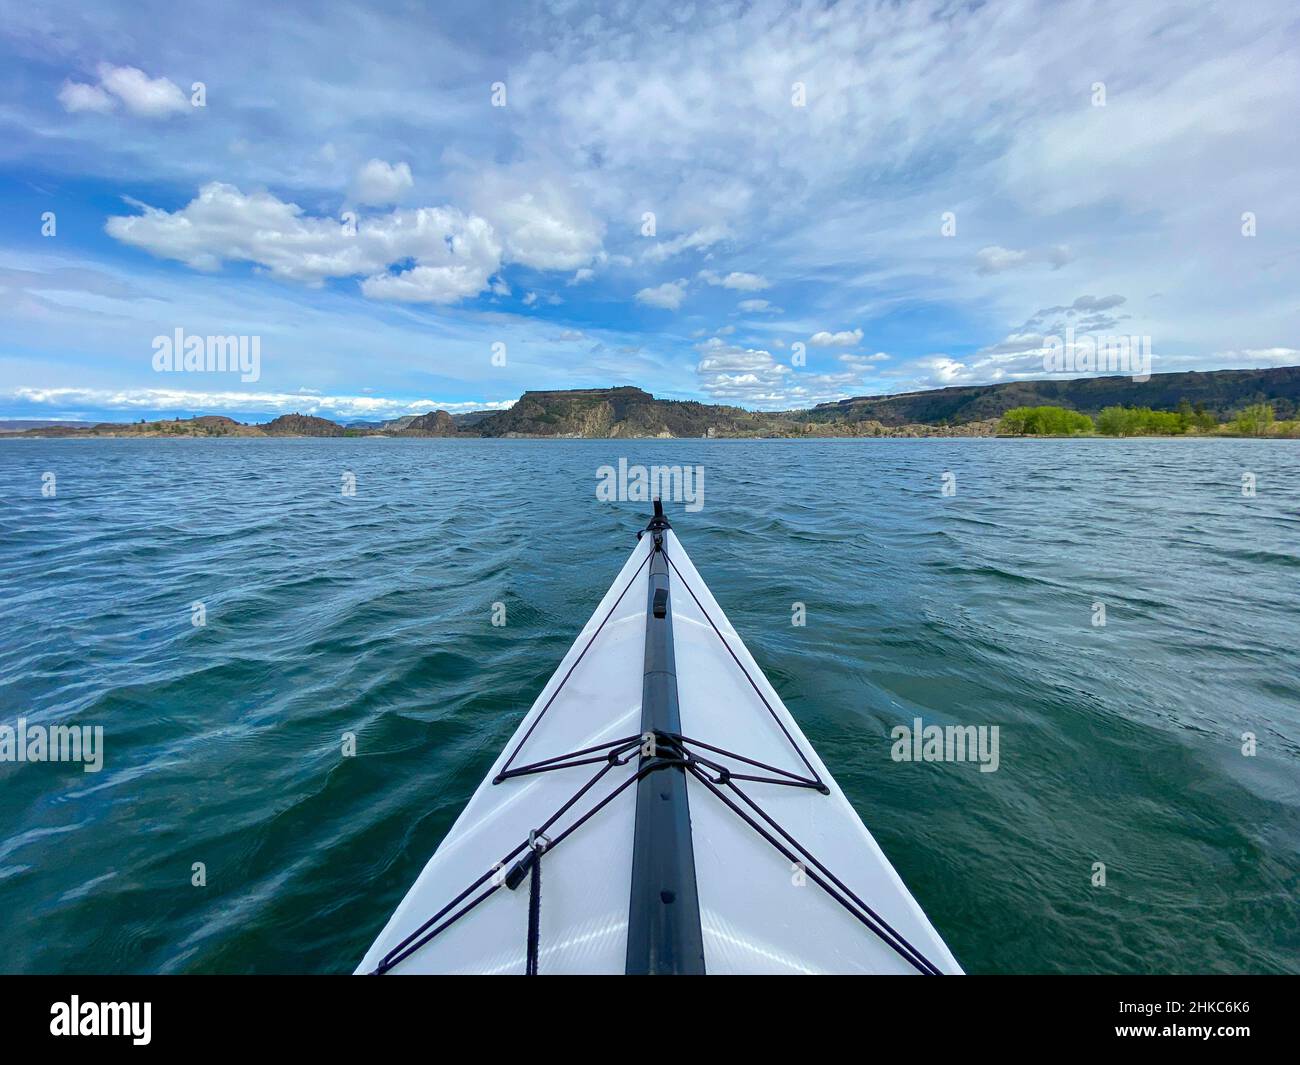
left=625, top=504, right=706, bottom=974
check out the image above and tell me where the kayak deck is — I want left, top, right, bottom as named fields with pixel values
left=357, top=514, right=962, bottom=975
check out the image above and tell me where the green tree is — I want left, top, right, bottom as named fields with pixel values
left=999, top=407, right=1030, bottom=435
left=998, top=406, right=1093, bottom=435
left=1233, top=402, right=1275, bottom=437
left=1095, top=405, right=1188, bottom=436
left=1191, top=402, right=1218, bottom=431
left=1096, top=405, right=1138, bottom=435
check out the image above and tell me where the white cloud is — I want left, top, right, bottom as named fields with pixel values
left=1069, top=294, right=1126, bottom=313
left=695, top=338, right=870, bottom=407
left=467, top=172, right=604, bottom=271
left=636, top=279, right=688, bottom=310
left=975, top=243, right=1077, bottom=275
left=359, top=261, right=493, bottom=304
left=493, top=191, right=602, bottom=270
left=810, top=328, right=863, bottom=347
left=1046, top=244, right=1074, bottom=269
left=1211, top=347, right=1300, bottom=367
left=353, top=159, right=413, bottom=206
left=696, top=341, right=790, bottom=402
left=975, top=245, right=1030, bottom=275
left=568, top=267, right=595, bottom=285
left=838, top=352, right=889, bottom=368
left=643, top=224, right=728, bottom=263
left=910, top=356, right=975, bottom=386
left=106, top=182, right=502, bottom=304
left=737, top=298, right=779, bottom=312
left=700, top=270, right=770, bottom=291
left=58, top=80, right=116, bottom=114
left=96, top=63, right=189, bottom=118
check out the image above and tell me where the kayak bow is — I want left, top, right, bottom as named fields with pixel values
left=358, top=502, right=962, bottom=975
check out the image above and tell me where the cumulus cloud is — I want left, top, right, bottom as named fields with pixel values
left=635, top=279, right=688, bottom=310
left=737, top=298, right=780, bottom=313
left=61, top=64, right=191, bottom=118
left=700, top=270, right=770, bottom=291
left=695, top=338, right=873, bottom=407
left=1046, top=244, right=1074, bottom=269
left=520, top=290, right=563, bottom=308
left=975, top=245, right=1031, bottom=275
left=976, top=243, right=1078, bottom=275
left=98, top=63, right=190, bottom=116
left=352, top=159, right=413, bottom=205
left=57, top=80, right=115, bottom=114
left=838, top=352, right=889, bottom=368
left=493, top=192, right=602, bottom=270
left=106, top=182, right=502, bottom=304
left=810, top=328, right=863, bottom=347
left=360, top=260, right=495, bottom=304
left=695, top=340, right=790, bottom=401
left=467, top=172, right=604, bottom=271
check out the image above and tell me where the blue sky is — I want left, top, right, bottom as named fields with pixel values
left=1, top=0, right=1297, bottom=423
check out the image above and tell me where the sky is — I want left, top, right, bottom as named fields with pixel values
left=1, top=0, right=1297, bottom=423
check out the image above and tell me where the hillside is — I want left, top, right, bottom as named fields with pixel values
left=260, top=413, right=346, bottom=436
left=804, top=366, right=1300, bottom=427
left=472, top=387, right=792, bottom=437
left=392, top=410, right=458, bottom=436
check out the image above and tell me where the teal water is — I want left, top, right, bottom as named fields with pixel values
left=0, top=437, right=1297, bottom=974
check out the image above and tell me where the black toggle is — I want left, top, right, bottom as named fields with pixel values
left=505, top=849, right=537, bottom=891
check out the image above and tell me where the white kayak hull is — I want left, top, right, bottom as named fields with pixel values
left=357, top=518, right=962, bottom=975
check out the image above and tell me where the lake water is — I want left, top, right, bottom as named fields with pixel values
left=0, top=437, right=1297, bottom=973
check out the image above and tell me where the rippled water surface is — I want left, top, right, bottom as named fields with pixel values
left=1, top=437, right=1297, bottom=973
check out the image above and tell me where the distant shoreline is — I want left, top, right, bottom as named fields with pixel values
left=4, top=430, right=1292, bottom=442
left=4, top=366, right=1298, bottom=440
